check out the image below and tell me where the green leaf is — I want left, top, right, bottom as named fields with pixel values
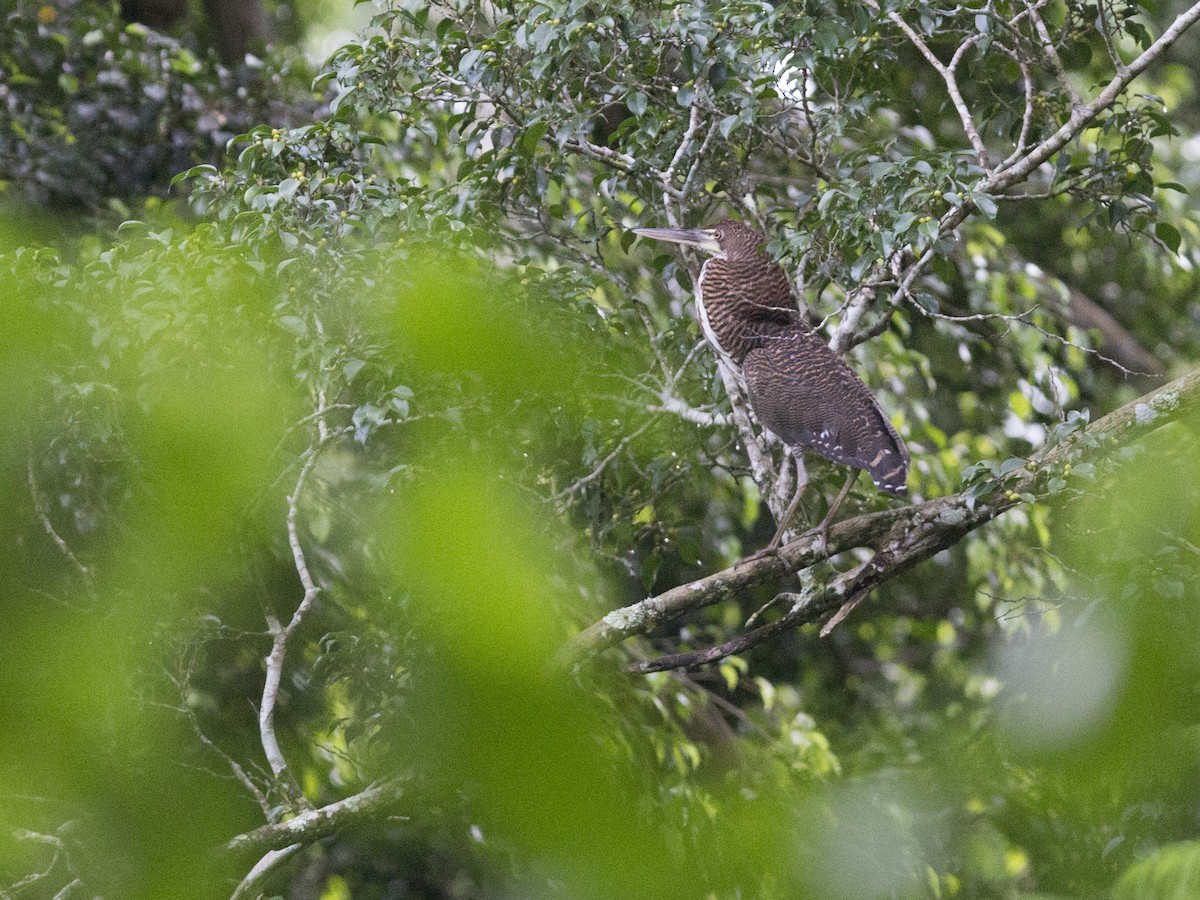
left=974, top=194, right=998, bottom=219
left=998, top=457, right=1026, bottom=476
left=519, top=121, right=548, bottom=157
left=627, top=91, right=647, bottom=117
left=277, top=315, right=308, bottom=337
left=1156, top=222, right=1182, bottom=254
left=458, top=49, right=482, bottom=75
left=170, top=164, right=217, bottom=187
left=1060, top=40, right=1092, bottom=70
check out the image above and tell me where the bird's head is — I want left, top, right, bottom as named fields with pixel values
left=633, top=219, right=765, bottom=261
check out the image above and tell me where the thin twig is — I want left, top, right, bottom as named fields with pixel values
left=170, top=659, right=273, bottom=818
left=551, top=417, right=658, bottom=502
left=990, top=2, right=1200, bottom=188
left=26, top=448, right=91, bottom=584
left=841, top=1, right=1200, bottom=353
left=5, top=830, right=63, bottom=895
left=1024, top=0, right=1084, bottom=107
left=997, top=46, right=1035, bottom=167
left=1096, top=0, right=1130, bottom=77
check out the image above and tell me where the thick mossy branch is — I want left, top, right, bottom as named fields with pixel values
left=563, top=369, right=1200, bottom=671
left=223, top=779, right=405, bottom=859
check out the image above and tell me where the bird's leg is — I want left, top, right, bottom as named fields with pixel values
left=766, top=454, right=808, bottom=551
left=809, top=468, right=859, bottom=536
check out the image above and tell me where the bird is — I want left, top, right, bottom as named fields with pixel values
left=633, top=219, right=909, bottom=549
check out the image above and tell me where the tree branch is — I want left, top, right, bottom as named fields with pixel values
left=829, top=278, right=879, bottom=354
left=562, top=368, right=1200, bottom=669
left=647, top=392, right=730, bottom=428
left=550, top=417, right=658, bottom=502
left=715, top=361, right=784, bottom=518
left=1096, top=0, right=1130, bottom=77
left=1023, top=0, right=1084, bottom=109
left=230, top=844, right=303, bottom=900
left=259, top=444, right=323, bottom=812
left=224, top=779, right=405, bottom=858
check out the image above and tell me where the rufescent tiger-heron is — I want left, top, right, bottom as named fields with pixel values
left=634, top=219, right=909, bottom=549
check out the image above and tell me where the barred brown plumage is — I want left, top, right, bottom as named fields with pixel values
left=634, top=219, right=910, bottom=548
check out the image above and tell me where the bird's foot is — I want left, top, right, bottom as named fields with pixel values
left=796, top=502, right=843, bottom=549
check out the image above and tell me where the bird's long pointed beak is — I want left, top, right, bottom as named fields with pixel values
left=632, top=227, right=721, bottom=254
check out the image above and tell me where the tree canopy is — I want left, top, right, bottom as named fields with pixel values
left=4, top=0, right=1200, bottom=897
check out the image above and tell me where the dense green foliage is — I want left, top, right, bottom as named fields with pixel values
left=3, top=1, right=1200, bottom=897
left=0, top=0, right=315, bottom=211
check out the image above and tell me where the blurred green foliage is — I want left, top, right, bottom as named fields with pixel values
left=0, top=0, right=317, bottom=212
left=3, top=0, right=1200, bottom=898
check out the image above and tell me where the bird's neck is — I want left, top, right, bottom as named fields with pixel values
left=700, top=257, right=797, bottom=324
left=696, top=256, right=800, bottom=366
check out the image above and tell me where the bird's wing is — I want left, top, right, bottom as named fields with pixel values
left=742, top=332, right=909, bottom=496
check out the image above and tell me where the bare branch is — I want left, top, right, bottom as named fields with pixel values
left=996, top=45, right=1035, bottom=167
left=798, top=67, right=826, bottom=176
left=6, top=830, right=64, bottom=896
left=230, top=844, right=303, bottom=900
left=665, top=101, right=703, bottom=185
left=627, top=561, right=872, bottom=673
left=829, top=279, right=879, bottom=353
left=648, top=392, right=730, bottom=428
left=1025, top=0, right=1085, bottom=108
left=224, top=779, right=405, bottom=858
left=166, top=643, right=275, bottom=819
left=833, top=1, right=1200, bottom=354
left=564, top=137, right=639, bottom=178
left=258, top=445, right=323, bottom=811
left=1017, top=258, right=1167, bottom=380
left=1096, top=0, right=1130, bottom=77
left=681, top=120, right=720, bottom=198
left=715, top=362, right=783, bottom=518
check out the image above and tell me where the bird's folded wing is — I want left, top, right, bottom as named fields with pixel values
left=742, top=334, right=909, bottom=496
